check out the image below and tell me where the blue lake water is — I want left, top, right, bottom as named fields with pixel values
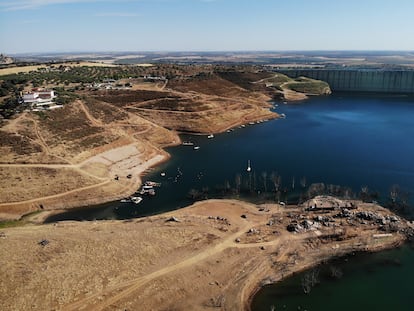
left=44, top=93, right=414, bottom=311
left=46, top=93, right=414, bottom=222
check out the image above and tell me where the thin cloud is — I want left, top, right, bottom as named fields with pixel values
left=21, top=19, right=40, bottom=24
left=95, top=12, right=141, bottom=17
left=1, top=0, right=110, bottom=11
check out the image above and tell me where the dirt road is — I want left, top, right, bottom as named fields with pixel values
left=0, top=199, right=406, bottom=311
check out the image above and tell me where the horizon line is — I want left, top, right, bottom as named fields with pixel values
left=6, top=49, right=414, bottom=56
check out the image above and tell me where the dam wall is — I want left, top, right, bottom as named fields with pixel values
left=278, top=69, right=414, bottom=93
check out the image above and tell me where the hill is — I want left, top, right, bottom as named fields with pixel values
left=0, top=64, right=330, bottom=219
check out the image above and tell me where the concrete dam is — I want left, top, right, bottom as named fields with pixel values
left=278, top=69, right=414, bottom=93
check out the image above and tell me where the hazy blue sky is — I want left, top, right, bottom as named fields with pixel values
left=1, top=0, right=414, bottom=54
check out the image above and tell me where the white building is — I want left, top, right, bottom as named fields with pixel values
left=22, top=89, right=56, bottom=109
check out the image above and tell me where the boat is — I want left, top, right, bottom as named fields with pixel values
left=280, top=113, right=286, bottom=119
left=139, top=185, right=156, bottom=196
left=247, top=160, right=251, bottom=172
left=130, top=196, right=143, bottom=204
left=207, top=134, right=214, bottom=139
left=145, top=181, right=161, bottom=187
left=160, top=172, right=166, bottom=177
left=182, top=141, right=194, bottom=146
left=193, top=146, right=200, bottom=150
left=120, top=198, right=131, bottom=203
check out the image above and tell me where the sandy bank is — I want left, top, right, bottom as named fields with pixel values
left=0, top=143, right=172, bottom=221
left=0, top=197, right=410, bottom=310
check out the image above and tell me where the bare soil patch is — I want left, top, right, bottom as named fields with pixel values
left=0, top=198, right=409, bottom=311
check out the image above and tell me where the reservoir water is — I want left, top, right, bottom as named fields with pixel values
left=45, top=93, right=414, bottom=310
left=251, top=245, right=414, bottom=311
left=46, top=93, right=414, bottom=222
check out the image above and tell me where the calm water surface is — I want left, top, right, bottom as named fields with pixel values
left=46, top=93, right=414, bottom=222
left=251, top=245, right=414, bottom=311
left=45, top=93, right=414, bottom=311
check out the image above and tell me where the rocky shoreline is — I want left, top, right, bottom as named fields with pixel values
left=1, top=197, right=412, bottom=310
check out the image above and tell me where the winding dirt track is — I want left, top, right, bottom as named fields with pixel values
left=63, top=217, right=296, bottom=311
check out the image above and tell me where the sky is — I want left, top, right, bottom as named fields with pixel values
left=1, top=0, right=414, bottom=54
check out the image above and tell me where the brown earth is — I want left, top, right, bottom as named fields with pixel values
left=0, top=198, right=410, bottom=311
left=0, top=66, right=330, bottom=220
left=0, top=97, right=179, bottom=220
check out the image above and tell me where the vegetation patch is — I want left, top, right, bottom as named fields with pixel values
left=92, top=90, right=178, bottom=107
left=287, top=77, right=331, bottom=94
left=42, top=104, right=102, bottom=141
left=84, top=97, right=128, bottom=123
left=0, top=131, right=42, bottom=155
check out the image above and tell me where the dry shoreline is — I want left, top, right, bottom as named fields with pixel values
left=0, top=106, right=278, bottom=222
left=0, top=144, right=175, bottom=221
left=0, top=197, right=411, bottom=310
left=244, top=236, right=404, bottom=311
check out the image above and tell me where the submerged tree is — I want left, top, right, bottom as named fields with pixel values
left=262, top=171, right=268, bottom=192
left=390, top=184, right=400, bottom=203
left=301, top=268, right=320, bottom=294
left=270, top=172, right=281, bottom=192
left=300, top=176, right=307, bottom=188
left=235, top=174, right=241, bottom=194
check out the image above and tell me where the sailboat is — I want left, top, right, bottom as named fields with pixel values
left=247, top=160, right=251, bottom=172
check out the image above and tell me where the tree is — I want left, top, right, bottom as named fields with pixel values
left=188, top=189, right=200, bottom=200
left=261, top=171, right=268, bottom=192
left=390, top=184, right=400, bottom=203
left=270, top=172, right=281, bottom=192
left=300, top=176, right=307, bottom=188
left=235, top=174, right=241, bottom=194
left=301, top=268, right=320, bottom=294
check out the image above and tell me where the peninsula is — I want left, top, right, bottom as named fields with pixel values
left=0, top=197, right=412, bottom=310
left=0, top=63, right=330, bottom=220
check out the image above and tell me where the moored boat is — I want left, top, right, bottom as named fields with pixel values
left=130, top=196, right=143, bottom=204
left=182, top=141, right=194, bottom=146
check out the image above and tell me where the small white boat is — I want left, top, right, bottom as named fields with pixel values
left=247, top=160, right=252, bottom=172
left=280, top=113, right=286, bottom=119
left=207, top=134, right=214, bottom=139
left=193, top=146, right=200, bottom=150
left=145, top=181, right=161, bottom=187
left=130, top=196, right=143, bottom=204
left=120, top=198, right=131, bottom=203
left=160, top=172, right=166, bottom=177
left=182, top=141, right=194, bottom=146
